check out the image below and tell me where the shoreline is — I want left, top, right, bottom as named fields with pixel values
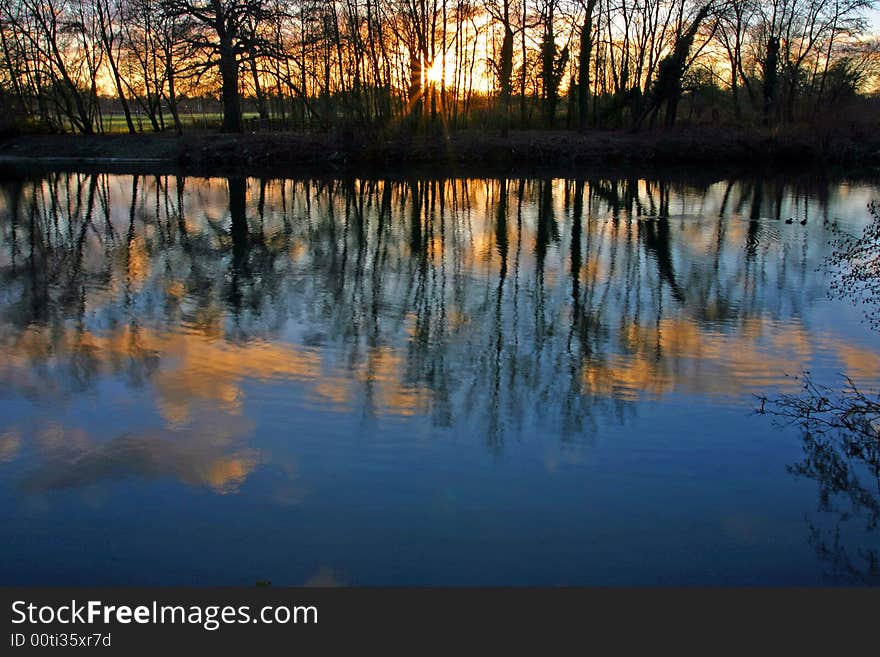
left=2, top=127, right=880, bottom=178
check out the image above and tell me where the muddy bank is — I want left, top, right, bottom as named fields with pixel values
left=1, top=127, right=879, bottom=177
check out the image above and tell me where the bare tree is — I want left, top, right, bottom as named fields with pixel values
left=160, top=0, right=281, bottom=131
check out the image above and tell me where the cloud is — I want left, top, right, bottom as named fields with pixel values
left=19, top=413, right=260, bottom=494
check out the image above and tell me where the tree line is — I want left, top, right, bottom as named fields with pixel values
left=0, top=0, right=878, bottom=134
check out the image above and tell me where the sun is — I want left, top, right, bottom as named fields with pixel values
left=422, top=54, right=493, bottom=93
left=425, top=58, right=445, bottom=85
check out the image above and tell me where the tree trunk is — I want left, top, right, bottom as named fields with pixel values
left=541, top=21, right=556, bottom=127
left=409, top=52, right=422, bottom=124
left=249, top=48, right=269, bottom=120
left=762, top=37, right=779, bottom=126
left=499, top=23, right=513, bottom=137
left=220, top=38, right=243, bottom=133
left=103, top=44, right=136, bottom=133
left=577, top=4, right=595, bottom=131
left=166, top=60, right=183, bottom=136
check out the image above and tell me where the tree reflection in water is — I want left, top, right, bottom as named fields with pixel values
left=763, top=374, right=880, bottom=583
left=0, top=172, right=865, bottom=435
left=0, top=171, right=878, bottom=582
left=759, top=192, right=880, bottom=584
left=795, top=427, right=879, bottom=584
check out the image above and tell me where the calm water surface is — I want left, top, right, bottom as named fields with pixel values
left=1, top=171, right=878, bottom=585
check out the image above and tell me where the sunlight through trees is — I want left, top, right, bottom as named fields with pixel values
left=1, top=0, right=878, bottom=133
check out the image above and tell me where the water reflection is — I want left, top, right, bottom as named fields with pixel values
left=2, top=175, right=870, bottom=414
left=18, top=414, right=258, bottom=494
left=792, top=428, right=880, bottom=584
left=0, top=171, right=878, bottom=583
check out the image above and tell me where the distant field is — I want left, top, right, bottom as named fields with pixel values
left=92, top=112, right=263, bottom=133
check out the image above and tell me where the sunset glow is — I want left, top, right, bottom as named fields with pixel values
left=4, top=0, right=880, bottom=601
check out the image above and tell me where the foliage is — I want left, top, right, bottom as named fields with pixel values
left=827, top=201, right=880, bottom=330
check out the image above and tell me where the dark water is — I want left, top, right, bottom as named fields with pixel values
left=1, top=171, right=878, bottom=585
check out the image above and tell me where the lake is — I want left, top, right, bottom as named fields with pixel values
left=1, top=170, right=878, bottom=585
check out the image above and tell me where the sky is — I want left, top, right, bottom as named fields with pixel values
left=870, top=7, right=880, bottom=33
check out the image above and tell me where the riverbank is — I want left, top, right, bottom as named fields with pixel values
left=2, top=126, right=879, bottom=176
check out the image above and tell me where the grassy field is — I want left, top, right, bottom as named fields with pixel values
left=93, top=112, right=264, bottom=134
